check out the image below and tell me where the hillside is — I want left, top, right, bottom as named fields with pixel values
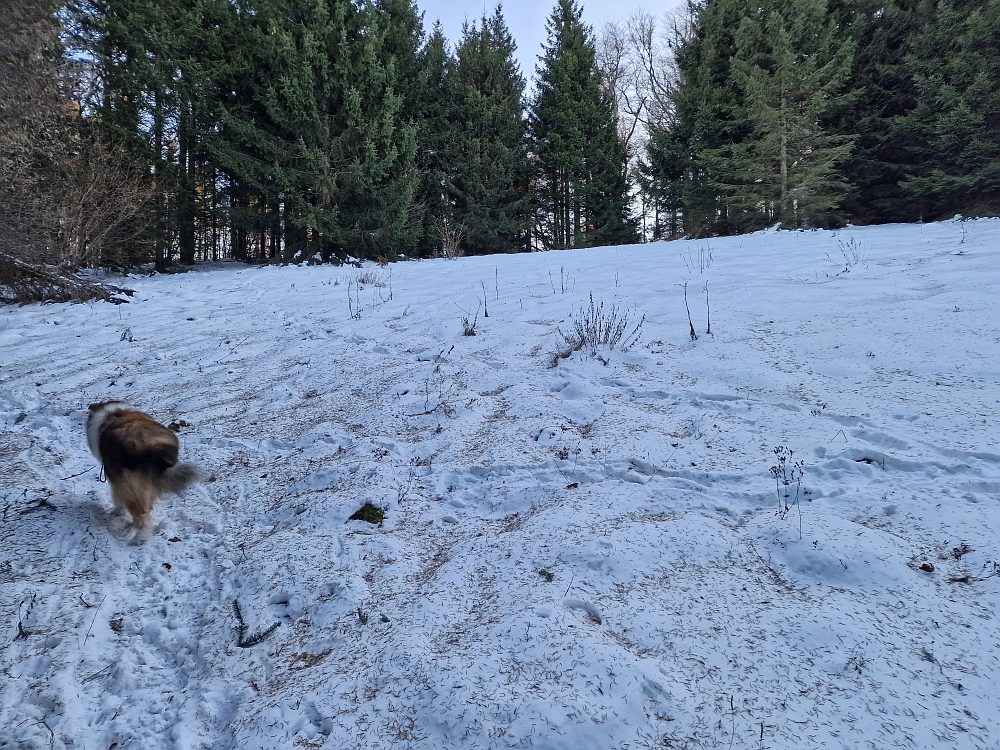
left=2, top=219, right=999, bottom=749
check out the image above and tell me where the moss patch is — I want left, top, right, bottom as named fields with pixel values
left=349, top=503, right=385, bottom=525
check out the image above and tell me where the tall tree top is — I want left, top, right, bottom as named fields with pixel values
left=535, top=0, right=595, bottom=84
left=456, top=5, right=524, bottom=99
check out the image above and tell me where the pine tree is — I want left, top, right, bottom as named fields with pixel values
left=639, top=126, right=686, bottom=238
left=333, top=0, right=421, bottom=257
left=898, top=0, right=1000, bottom=219
left=668, top=0, right=756, bottom=236
left=413, top=21, right=457, bottom=256
left=701, top=0, right=856, bottom=230
left=75, top=0, right=421, bottom=263
left=73, top=0, right=238, bottom=265
left=198, top=0, right=327, bottom=262
left=449, top=6, right=531, bottom=254
left=529, top=0, right=637, bottom=249
left=826, top=0, right=923, bottom=223
left=207, top=0, right=422, bottom=260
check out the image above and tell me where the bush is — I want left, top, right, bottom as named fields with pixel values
left=556, top=294, right=644, bottom=364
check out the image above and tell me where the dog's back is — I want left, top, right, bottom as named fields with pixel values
left=88, top=402, right=201, bottom=530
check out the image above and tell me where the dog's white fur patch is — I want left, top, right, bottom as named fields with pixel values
left=86, top=402, right=138, bottom=460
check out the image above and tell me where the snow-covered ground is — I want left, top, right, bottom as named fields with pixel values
left=2, top=219, right=999, bottom=749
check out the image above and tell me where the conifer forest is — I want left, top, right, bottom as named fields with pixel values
left=2, top=0, right=998, bottom=288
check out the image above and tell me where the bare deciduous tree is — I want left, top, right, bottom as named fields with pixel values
left=596, top=4, right=698, bottom=239
left=0, top=1, right=149, bottom=302
left=597, top=5, right=698, bottom=149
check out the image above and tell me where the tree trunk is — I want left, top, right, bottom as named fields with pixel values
left=178, top=108, right=196, bottom=265
left=779, top=89, right=789, bottom=227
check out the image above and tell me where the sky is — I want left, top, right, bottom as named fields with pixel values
left=415, top=0, right=682, bottom=84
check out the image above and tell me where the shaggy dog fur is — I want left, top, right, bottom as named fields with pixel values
left=87, top=401, right=202, bottom=531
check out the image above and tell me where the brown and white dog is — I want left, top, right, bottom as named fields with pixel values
left=87, top=401, right=202, bottom=532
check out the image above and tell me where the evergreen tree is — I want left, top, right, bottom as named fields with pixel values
left=827, top=0, right=923, bottom=223
left=412, top=21, right=457, bottom=256
left=668, top=0, right=756, bottom=236
left=73, top=0, right=239, bottom=265
left=74, top=0, right=421, bottom=263
left=639, top=126, right=686, bottom=238
left=529, top=0, right=637, bottom=249
left=212, top=0, right=333, bottom=261
left=449, top=6, right=531, bottom=254
left=646, top=0, right=855, bottom=235
left=703, top=0, right=855, bottom=229
left=334, top=0, right=421, bottom=257
left=898, top=0, right=1000, bottom=219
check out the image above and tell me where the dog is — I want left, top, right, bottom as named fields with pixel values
left=87, top=401, right=202, bottom=532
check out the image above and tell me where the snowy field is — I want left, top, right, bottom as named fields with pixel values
left=1, top=219, right=999, bottom=749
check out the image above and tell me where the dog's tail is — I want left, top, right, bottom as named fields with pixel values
left=158, top=462, right=204, bottom=494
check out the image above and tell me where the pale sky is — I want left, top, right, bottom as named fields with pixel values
left=415, top=0, right=682, bottom=84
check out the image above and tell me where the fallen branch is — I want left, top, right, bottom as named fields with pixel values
left=0, top=253, right=133, bottom=304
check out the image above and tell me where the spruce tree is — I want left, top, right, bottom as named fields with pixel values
left=73, top=0, right=241, bottom=265
left=898, top=0, right=1000, bottom=219
left=204, top=0, right=332, bottom=261
left=209, top=0, right=420, bottom=260
left=826, top=0, right=923, bottom=223
left=639, top=127, right=686, bottom=238
left=667, top=0, right=756, bottom=236
left=449, top=6, right=531, bottom=254
left=529, top=0, right=637, bottom=249
left=702, top=0, right=856, bottom=229
left=321, top=0, right=421, bottom=258
left=413, top=21, right=457, bottom=256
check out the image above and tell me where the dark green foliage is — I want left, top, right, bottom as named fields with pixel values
left=412, top=22, right=457, bottom=256
left=71, top=0, right=422, bottom=264
left=650, top=0, right=855, bottom=236
left=71, top=0, right=251, bottom=266
left=448, top=8, right=532, bottom=254
left=218, top=0, right=421, bottom=261
left=349, top=502, right=385, bottom=524
left=412, top=8, right=532, bottom=257
left=897, top=0, right=1000, bottom=219
left=22, top=0, right=1000, bottom=261
left=638, top=127, right=687, bottom=239
left=666, top=0, right=756, bottom=236
left=710, top=0, right=855, bottom=230
left=647, top=0, right=1000, bottom=235
left=59, top=0, right=651, bottom=263
left=529, top=0, right=638, bottom=249
left=826, top=0, right=923, bottom=223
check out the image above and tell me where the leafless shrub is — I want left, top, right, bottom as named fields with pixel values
left=354, top=270, right=386, bottom=287
left=770, top=446, right=805, bottom=537
left=557, top=294, right=644, bottom=364
left=435, top=219, right=466, bottom=259
left=681, top=244, right=713, bottom=274
left=461, top=303, right=480, bottom=336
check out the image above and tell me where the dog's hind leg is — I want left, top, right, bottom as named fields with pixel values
left=113, top=471, right=160, bottom=535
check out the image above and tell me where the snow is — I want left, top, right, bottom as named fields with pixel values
left=1, top=218, right=999, bottom=749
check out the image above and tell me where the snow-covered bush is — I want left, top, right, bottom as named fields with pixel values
left=554, top=293, right=644, bottom=365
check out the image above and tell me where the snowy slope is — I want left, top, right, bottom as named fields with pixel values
left=1, top=218, right=999, bottom=749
